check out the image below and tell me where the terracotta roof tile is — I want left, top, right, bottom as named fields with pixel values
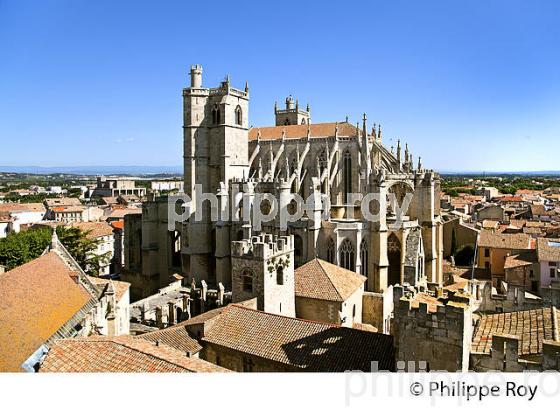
left=0, top=203, right=45, bottom=213
left=537, top=238, right=560, bottom=262
left=0, top=252, right=93, bottom=372
left=39, top=336, right=227, bottom=372
left=136, top=325, right=202, bottom=355
left=248, top=122, right=359, bottom=141
left=70, top=221, right=114, bottom=239
left=472, top=308, right=558, bottom=356
left=478, top=231, right=532, bottom=250
left=202, top=305, right=394, bottom=371
left=295, top=258, right=366, bottom=302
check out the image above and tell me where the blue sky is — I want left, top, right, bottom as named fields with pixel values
left=1, top=0, right=559, bottom=172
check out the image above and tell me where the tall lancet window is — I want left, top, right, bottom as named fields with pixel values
left=235, top=105, right=242, bottom=126
left=317, top=150, right=328, bottom=194
left=339, top=238, right=355, bottom=271
left=326, top=237, right=335, bottom=263
left=360, top=238, right=369, bottom=278
left=343, top=149, right=352, bottom=203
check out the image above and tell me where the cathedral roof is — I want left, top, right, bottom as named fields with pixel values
left=39, top=336, right=227, bottom=373
left=295, top=258, right=366, bottom=302
left=201, top=304, right=395, bottom=371
left=248, top=122, right=359, bottom=141
left=0, top=251, right=93, bottom=372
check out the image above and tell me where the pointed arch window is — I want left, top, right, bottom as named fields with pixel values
left=340, top=238, right=355, bottom=271
left=343, top=149, right=352, bottom=203
left=360, top=238, right=368, bottom=278
left=235, top=105, right=242, bottom=126
left=276, top=266, right=284, bottom=285
left=326, top=237, right=335, bottom=263
left=212, top=104, right=221, bottom=125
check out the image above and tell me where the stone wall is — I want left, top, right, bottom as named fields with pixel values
left=394, top=297, right=473, bottom=371
left=362, top=286, right=393, bottom=333
left=471, top=334, right=560, bottom=371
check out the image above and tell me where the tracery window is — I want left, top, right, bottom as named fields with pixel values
left=339, top=238, right=355, bottom=271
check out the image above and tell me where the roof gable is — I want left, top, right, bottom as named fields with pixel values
left=295, top=258, right=366, bottom=302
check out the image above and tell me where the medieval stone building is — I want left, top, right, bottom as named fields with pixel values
left=179, top=65, right=443, bottom=295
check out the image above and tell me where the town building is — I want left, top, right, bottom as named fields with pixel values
left=0, top=203, right=46, bottom=237
left=90, top=177, right=146, bottom=198
left=0, top=231, right=130, bottom=372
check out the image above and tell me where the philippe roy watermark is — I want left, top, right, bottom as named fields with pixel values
left=345, top=361, right=560, bottom=406
left=167, top=184, right=413, bottom=231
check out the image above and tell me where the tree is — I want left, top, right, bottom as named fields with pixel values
left=0, top=227, right=51, bottom=270
left=450, top=228, right=457, bottom=256
left=55, top=226, right=109, bottom=277
left=0, top=226, right=109, bottom=276
left=454, top=244, right=475, bottom=267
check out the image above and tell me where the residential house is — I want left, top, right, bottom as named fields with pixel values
left=477, top=231, right=533, bottom=287
left=0, top=231, right=130, bottom=372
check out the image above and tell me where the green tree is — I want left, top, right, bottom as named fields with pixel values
left=0, top=227, right=51, bottom=269
left=0, top=226, right=109, bottom=276
left=55, top=226, right=109, bottom=276
left=450, top=228, right=458, bottom=256
left=454, top=244, right=475, bottom=266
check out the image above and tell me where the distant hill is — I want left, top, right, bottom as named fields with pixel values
left=439, top=170, right=560, bottom=177
left=0, top=165, right=182, bottom=176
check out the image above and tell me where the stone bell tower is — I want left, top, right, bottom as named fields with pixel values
left=274, top=95, right=311, bottom=125
left=182, top=65, right=250, bottom=285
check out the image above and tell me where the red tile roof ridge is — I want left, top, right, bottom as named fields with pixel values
left=226, top=303, right=341, bottom=328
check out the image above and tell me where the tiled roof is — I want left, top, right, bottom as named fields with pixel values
left=110, top=220, right=124, bottom=230
left=295, top=258, right=366, bottom=302
left=497, top=196, right=525, bottom=202
left=88, top=276, right=130, bottom=301
left=44, top=198, right=82, bottom=208
left=504, top=251, right=538, bottom=270
left=248, top=122, right=359, bottom=141
left=106, top=207, right=142, bottom=219
left=0, top=252, right=93, bottom=372
left=137, top=325, right=202, bottom=355
left=537, top=238, right=560, bottom=262
left=472, top=308, right=558, bottom=356
left=202, top=305, right=394, bottom=371
left=39, top=336, right=228, bottom=372
left=53, top=206, right=86, bottom=213
left=0, top=203, right=45, bottom=213
left=478, top=230, right=532, bottom=250
left=71, top=221, right=114, bottom=239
